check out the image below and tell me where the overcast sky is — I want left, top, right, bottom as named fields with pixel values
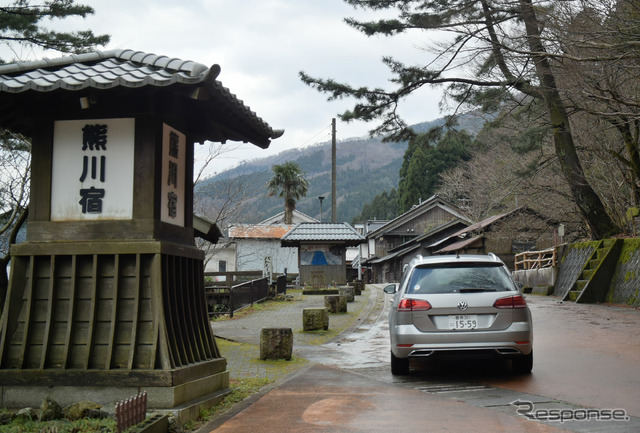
left=13, top=0, right=447, bottom=175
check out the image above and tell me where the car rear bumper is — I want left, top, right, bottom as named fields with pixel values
left=390, top=322, right=533, bottom=359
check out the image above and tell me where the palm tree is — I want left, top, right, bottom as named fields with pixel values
left=266, top=162, right=309, bottom=224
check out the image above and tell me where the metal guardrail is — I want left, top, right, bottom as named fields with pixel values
left=206, top=277, right=269, bottom=318
left=204, top=271, right=264, bottom=289
left=514, top=247, right=557, bottom=271
left=204, top=271, right=296, bottom=317
left=230, top=277, right=269, bottom=316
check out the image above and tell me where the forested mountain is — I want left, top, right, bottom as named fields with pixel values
left=194, top=115, right=485, bottom=227
left=194, top=135, right=406, bottom=225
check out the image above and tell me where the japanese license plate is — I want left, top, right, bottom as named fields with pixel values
left=448, top=315, right=478, bottom=330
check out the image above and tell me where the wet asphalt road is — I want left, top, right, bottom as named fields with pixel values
left=207, top=287, right=640, bottom=432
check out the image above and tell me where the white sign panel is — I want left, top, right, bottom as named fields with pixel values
left=263, top=256, right=273, bottom=284
left=51, top=118, right=135, bottom=220
left=160, top=124, right=186, bottom=226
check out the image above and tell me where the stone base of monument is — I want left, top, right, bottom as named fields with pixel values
left=260, top=328, right=293, bottom=360
left=0, top=361, right=230, bottom=423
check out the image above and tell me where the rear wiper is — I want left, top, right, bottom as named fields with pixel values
left=459, top=287, right=495, bottom=293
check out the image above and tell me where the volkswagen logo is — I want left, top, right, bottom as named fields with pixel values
left=457, top=301, right=468, bottom=311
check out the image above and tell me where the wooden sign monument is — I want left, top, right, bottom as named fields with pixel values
left=0, top=50, right=282, bottom=415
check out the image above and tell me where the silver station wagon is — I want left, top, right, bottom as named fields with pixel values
left=383, top=253, right=533, bottom=375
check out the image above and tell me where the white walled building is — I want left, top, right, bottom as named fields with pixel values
left=229, top=224, right=298, bottom=274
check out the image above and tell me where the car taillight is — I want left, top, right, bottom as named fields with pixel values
left=493, top=294, right=527, bottom=309
left=397, top=298, right=432, bottom=311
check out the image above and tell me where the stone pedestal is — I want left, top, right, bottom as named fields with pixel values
left=324, top=295, right=347, bottom=313
left=260, top=328, right=293, bottom=360
left=339, top=286, right=355, bottom=302
left=302, top=308, right=329, bottom=331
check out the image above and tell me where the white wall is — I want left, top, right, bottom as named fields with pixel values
left=204, top=242, right=236, bottom=273
left=236, top=239, right=299, bottom=274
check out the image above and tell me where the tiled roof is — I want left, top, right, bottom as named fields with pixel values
left=0, top=50, right=209, bottom=92
left=229, top=224, right=295, bottom=239
left=0, top=49, right=283, bottom=148
left=281, top=223, right=364, bottom=246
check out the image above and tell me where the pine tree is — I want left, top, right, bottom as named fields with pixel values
left=300, top=0, right=618, bottom=239
left=0, top=0, right=109, bottom=62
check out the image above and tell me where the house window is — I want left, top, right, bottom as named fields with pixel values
left=218, top=260, right=227, bottom=272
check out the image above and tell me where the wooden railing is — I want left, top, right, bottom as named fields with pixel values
left=514, top=247, right=557, bottom=271
left=115, top=391, right=147, bottom=432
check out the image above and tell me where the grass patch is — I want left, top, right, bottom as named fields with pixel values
left=217, top=339, right=308, bottom=379
left=0, top=415, right=117, bottom=433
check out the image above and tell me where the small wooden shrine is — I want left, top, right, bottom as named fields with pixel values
left=0, top=49, right=282, bottom=416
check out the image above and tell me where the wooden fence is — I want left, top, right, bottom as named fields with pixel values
left=115, top=391, right=147, bottom=432
left=514, top=247, right=557, bottom=271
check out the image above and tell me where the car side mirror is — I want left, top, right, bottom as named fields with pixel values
left=383, top=284, right=397, bottom=294
left=515, top=281, right=524, bottom=292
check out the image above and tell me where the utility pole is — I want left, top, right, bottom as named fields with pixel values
left=331, top=118, right=337, bottom=223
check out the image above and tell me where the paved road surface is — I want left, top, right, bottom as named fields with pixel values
left=205, top=285, right=640, bottom=433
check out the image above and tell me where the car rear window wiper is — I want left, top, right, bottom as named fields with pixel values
left=459, top=287, right=496, bottom=293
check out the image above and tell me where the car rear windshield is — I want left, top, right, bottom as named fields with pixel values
left=406, top=262, right=515, bottom=294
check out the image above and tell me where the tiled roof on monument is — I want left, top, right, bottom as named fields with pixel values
left=0, top=49, right=283, bottom=148
left=281, top=222, right=364, bottom=247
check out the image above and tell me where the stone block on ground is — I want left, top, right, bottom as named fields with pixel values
left=302, top=307, right=329, bottom=331
left=350, top=281, right=364, bottom=295
left=302, top=288, right=339, bottom=295
left=324, top=295, right=348, bottom=313
left=349, top=284, right=362, bottom=296
left=339, top=286, right=355, bottom=302
left=260, top=328, right=293, bottom=360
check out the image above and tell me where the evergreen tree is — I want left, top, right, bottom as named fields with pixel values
left=398, top=129, right=471, bottom=213
left=352, top=188, right=399, bottom=223
left=300, top=0, right=618, bottom=239
left=0, top=0, right=109, bottom=62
